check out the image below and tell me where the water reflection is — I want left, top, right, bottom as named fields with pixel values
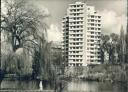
left=0, top=80, right=39, bottom=90
left=65, top=80, right=128, bottom=92
left=0, top=79, right=128, bottom=92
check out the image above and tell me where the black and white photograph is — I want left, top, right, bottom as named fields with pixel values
left=0, top=0, right=128, bottom=92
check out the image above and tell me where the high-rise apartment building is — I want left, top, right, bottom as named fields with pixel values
left=62, top=2, right=101, bottom=66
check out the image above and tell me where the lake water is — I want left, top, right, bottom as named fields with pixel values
left=0, top=80, right=128, bottom=92
left=64, top=80, right=128, bottom=92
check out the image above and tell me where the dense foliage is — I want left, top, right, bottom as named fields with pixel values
left=100, top=27, right=128, bottom=64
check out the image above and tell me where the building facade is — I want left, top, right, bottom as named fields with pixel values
left=62, top=2, right=101, bottom=66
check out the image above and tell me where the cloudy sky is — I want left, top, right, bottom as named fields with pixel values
left=32, top=0, right=127, bottom=42
left=2, top=0, right=127, bottom=42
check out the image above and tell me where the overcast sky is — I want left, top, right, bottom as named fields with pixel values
left=39, top=0, right=127, bottom=42
left=2, top=0, right=127, bottom=42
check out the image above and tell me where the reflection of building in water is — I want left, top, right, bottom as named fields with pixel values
left=62, top=2, right=101, bottom=66
left=39, top=80, right=43, bottom=90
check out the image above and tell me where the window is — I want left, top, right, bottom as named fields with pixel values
left=91, top=56, right=94, bottom=58
left=74, top=13, right=76, bottom=16
left=80, top=38, right=83, bottom=41
left=77, top=17, right=79, bottom=20
left=70, top=43, right=72, bottom=45
left=76, top=47, right=79, bottom=49
left=90, top=60, right=94, bottom=62
left=81, top=17, right=83, bottom=20
left=80, top=30, right=83, bottom=32
left=98, top=20, right=101, bottom=22
left=90, top=40, right=94, bottom=42
left=98, top=56, right=101, bottom=58
left=91, top=44, right=94, bottom=46
left=80, top=47, right=83, bottom=49
left=80, top=34, right=83, bottom=36
left=73, top=30, right=76, bottom=32
left=77, top=5, right=80, bottom=7
left=76, top=51, right=79, bottom=53
left=98, top=28, right=101, bottom=30
left=77, top=34, right=79, bottom=36
left=91, top=28, right=94, bottom=30
left=91, top=23, right=94, bottom=26
left=90, top=48, right=94, bottom=50
left=91, top=19, right=94, bottom=22
left=80, top=55, right=82, bottom=57
left=91, top=15, right=94, bottom=18
left=73, top=64, right=75, bottom=66
left=91, top=36, right=94, bottom=38
left=77, top=9, right=80, bottom=11
left=74, top=17, right=76, bottom=20
left=90, top=52, right=94, bottom=54
left=98, top=16, right=101, bottom=18
left=98, top=24, right=101, bottom=26
left=81, top=5, right=83, bottom=7
left=76, top=55, right=79, bottom=57
left=91, top=32, right=94, bottom=34
left=70, top=10, right=73, bottom=12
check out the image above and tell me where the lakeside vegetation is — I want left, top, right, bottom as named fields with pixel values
left=0, top=0, right=128, bottom=91
left=65, top=64, right=128, bottom=83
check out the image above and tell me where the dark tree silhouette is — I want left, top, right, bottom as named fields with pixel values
left=1, top=0, right=48, bottom=52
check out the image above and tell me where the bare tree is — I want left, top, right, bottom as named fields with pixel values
left=1, top=0, right=48, bottom=52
